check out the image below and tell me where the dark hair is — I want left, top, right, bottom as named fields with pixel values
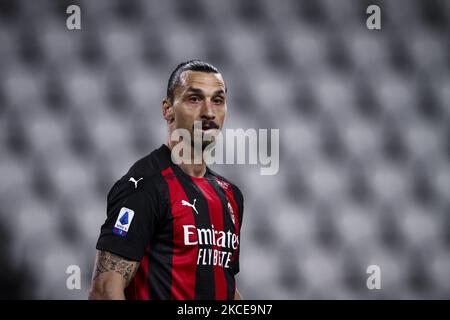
left=166, top=60, right=221, bottom=104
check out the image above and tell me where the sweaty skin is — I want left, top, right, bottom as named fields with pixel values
left=165, top=71, right=227, bottom=141
left=162, top=71, right=227, bottom=178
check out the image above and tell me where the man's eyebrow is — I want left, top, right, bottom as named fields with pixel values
left=184, top=87, right=226, bottom=96
left=185, top=87, right=204, bottom=95
left=213, top=89, right=226, bottom=96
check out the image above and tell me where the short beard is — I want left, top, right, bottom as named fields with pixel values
left=191, top=121, right=219, bottom=151
left=189, top=133, right=214, bottom=151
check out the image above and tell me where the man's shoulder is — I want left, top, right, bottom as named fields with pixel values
left=107, top=146, right=170, bottom=200
left=127, top=145, right=171, bottom=178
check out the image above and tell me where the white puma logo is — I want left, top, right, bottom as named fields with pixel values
left=181, top=199, right=199, bottom=215
left=129, top=177, right=143, bottom=189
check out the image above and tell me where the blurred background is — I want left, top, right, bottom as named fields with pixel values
left=0, top=0, right=449, bottom=299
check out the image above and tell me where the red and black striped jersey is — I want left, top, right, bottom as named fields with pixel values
left=96, top=144, right=244, bottom=300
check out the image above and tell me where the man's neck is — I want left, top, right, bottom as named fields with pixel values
left=179, top=162, right=206, bottom=178
left=165, top=141, right=206, bottom=178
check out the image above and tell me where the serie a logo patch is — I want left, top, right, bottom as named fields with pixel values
left=113, top=207, right=135, bottom=237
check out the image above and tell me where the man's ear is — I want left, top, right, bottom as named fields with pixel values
left=162, top=99, right=175, bottom=123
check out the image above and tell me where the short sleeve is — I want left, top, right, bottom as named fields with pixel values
left=96, top=177, right=160, bottom=261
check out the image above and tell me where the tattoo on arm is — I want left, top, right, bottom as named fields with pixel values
left=93, top=251, right=139, bottom=286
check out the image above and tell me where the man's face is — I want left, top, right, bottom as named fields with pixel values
left=166, top=70, right=227, bottom=148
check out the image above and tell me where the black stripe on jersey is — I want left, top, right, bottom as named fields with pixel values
left=230, top=184, right=243, bottom=276
left=148, top=175, right=173, bottom=300
left=231, top=185, right=244, bottom=227
left=206, top=177, right=236, bottom=300
left=172, top=165, right=216, bottom=300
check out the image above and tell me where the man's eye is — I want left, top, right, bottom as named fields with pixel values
left=213, top=97, right=224, bottom=104
left=189, top=96, right=201, bottom=102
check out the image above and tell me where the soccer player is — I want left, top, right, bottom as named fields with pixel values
left=89, top=60, right=244, bottom=300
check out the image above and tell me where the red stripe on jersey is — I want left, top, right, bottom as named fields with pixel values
left=162, top=167, right=197, bottom=300
left=193, top=178, right=228, bottom=300
left=215, top=178, right=240, bottom=265
left=126, top=245, right=150, bottom=300
left=136, top=249, right=150, bottom=299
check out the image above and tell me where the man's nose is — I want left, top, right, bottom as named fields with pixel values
left=201, top=99, right=215, bottom=120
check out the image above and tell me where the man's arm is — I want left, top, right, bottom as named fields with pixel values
left=88, top=250, right=140, bottom=300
